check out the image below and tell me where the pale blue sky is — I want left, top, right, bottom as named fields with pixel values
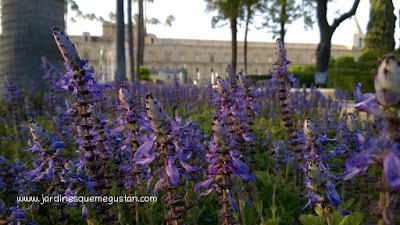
left=67, top=0, right=400, bottom=48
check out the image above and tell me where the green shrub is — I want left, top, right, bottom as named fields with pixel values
left=328, top=75, right=374, bottom=94
left=334, top=55, right=357, bottom=70
left=293, top=72, right=314, bottom=87
left=288, top=65, right=302, bottom=73
left=300, top=65, right=315, bottom=73
left=358, top=50, right=378, bottom=71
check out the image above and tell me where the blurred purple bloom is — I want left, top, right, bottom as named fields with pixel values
left=384, top=142, right=400, bottom=190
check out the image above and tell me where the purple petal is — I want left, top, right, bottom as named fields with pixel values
left=135, top=152, right=157, bottom=166
left=180, top=161, right=200, bottom=173
left=153, top=177, right=165, bottom=195
left=111, top=124, right=126, bottom=134
left=238, top=173, right=256, bottom=182
left=194, top=178, right=213, bottom=191
left=384, top=146, right=400, bottom=190
left=135, top=140, right=154, bottom=161
left=198, top=187, right=215, bottom=198
left=82, top=204, right=88, bottom=218
left=166, top=164, right=180, bottom=186
left=227, top=190, right=238, bottom=213
left=230, top=152, right=249, bottom=173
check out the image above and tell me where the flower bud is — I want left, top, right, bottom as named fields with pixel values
left=374, top=54, right=400, bottom=107
left=29, top=120, right=51, bottom=146
left=345, top=113, right=357, bottom=133
left=145, top=93, right=171, bottom=133
left=226, top=65, right=236, bottom=83
left=216, top=77, right=229, bottom=95
left=238, top=72, right=250, bottom=89
left=303, top=118, right=315, bottom=136
left=118, top=85, right=130, bottom=105
left=52, top=27, right=79, bottom=63
left=212, top=117, right=228, bottom=143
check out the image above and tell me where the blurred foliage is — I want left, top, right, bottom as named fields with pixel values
left=364, top=0, right=396, bottom=56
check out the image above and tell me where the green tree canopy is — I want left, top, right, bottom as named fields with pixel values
left=364, top=0, right=397, bottom=56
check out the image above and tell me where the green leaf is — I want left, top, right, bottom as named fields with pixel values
left=299, top=214, right=322, bottom=225
left=338, top=213, right=363, bottom=225
left=265, top=218, right=280, bottom=225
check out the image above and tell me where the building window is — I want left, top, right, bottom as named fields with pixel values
left=195, top=55, right=200, bottom=62
left=150, top=54, right=156, bottom=61
left=240, top=56, right=245, bottom=63
left=211, top=68, right=213, bottom=72
left=180, top=54, right=185, bottom=62
left=358, top=37, right=362, bottom=48
left=151, top=38, right=154, bottom=44
left=255, top=69, right=258, bottom=73
left=225, top=56, right=229, bottom=63
left=85, top=36, right=88, bottom=42
left=165, top=54, right=170, bottom=62
left=196, top=68, right=199, bottom=72
left=210, top=55, right=214, bottom=63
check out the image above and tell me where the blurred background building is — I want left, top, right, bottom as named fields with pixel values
left=70, top=19, right=364, bottom=85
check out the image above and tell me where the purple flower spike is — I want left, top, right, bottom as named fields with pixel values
left=52, top=27, right=79, bottom=63
left=384, top=142, right=400, bottom=190
left=275, top=38, right=286, bottom=63
left=375, top=54, right=400, bottom=107
left=166, top=164, right=180, bottom=185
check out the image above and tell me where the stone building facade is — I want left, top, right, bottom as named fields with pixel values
left=70, top=20, right=364, bottom=85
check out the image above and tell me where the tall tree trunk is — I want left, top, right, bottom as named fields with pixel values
left=127, top=0, right=135, bottom=82
left=230, top=17, right=237, bottom=73
left=137, top=0, right=144, bottom=80
left=116, top=0, right=126, bottom=81
left=244, top=4, right=251, bottom=75
left=315, top=0, right=360, bottom=72
left=316, top=35, right=332, bottom=72
left=279, top=1, right=287, bottom=44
